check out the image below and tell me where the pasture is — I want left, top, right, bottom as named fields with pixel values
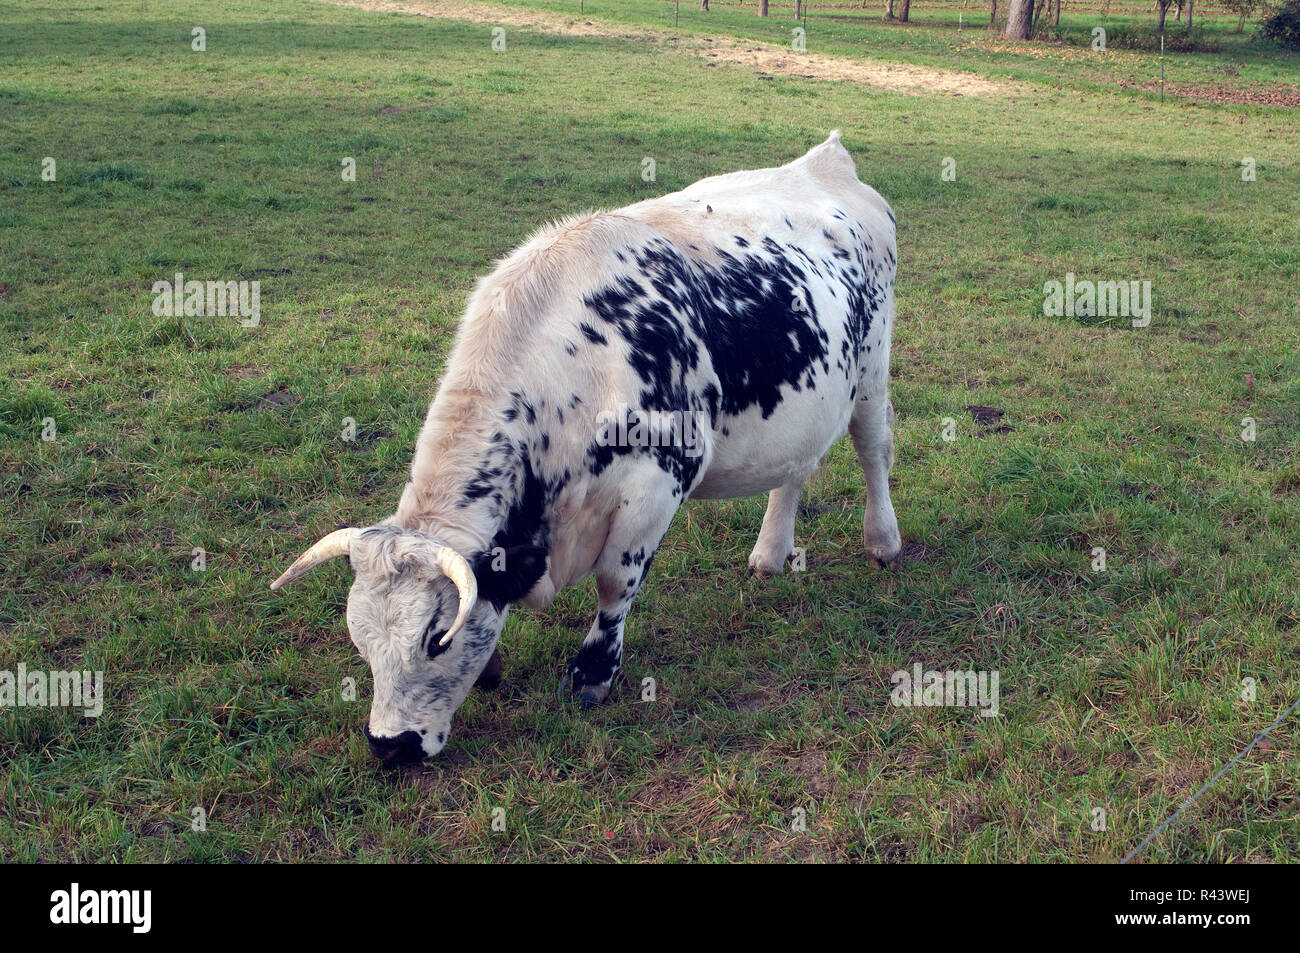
left=1, top=0, right=1297, bottom=862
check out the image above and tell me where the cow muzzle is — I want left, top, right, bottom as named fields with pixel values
left=364, top=724, right=426, bottom=765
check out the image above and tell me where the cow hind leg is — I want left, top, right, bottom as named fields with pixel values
left=850, top=393, right=902, bottom=566
left=568, top=480, right=679, bottom=708
left=748, top=479, right=804, bottom=576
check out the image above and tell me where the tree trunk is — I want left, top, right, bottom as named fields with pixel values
left=1235, top=10, right=1245, bottom=32
left=989, top=0, right=998, bottom=27
left=1004, top=0, right=1034, bottom=37
left=700, top=0, right=708, bottom=9
left=1157, top=3, right=1167, bottom=30
left=1030, top=0, right=1048, bottom=31
left=886, top=0, right=895, bottom=18
left=1054, top=0, right=1061, bottom=25
left=1186, top=0, right=1192, bottom=28
left=760, top=0, right=769, bottom=13
left=900, top=0, right=911, bottom=20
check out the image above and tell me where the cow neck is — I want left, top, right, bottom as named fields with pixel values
left=390, top=386, right=524, bottom=558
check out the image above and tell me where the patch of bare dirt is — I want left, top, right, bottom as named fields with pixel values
left=967, top=404, right=1014, bottom=436
left=322, top=0, right=1009, bottom=96
left=789, top=749, right=836, bottom=797
left=257, top=388, right=299, bottom=409
left=897, top=539, right=937, bottom=565
left=222, top=364, right=261, bottom=380
left=966, top=404, right=1005, bottom=425
left=1118, top=78, right=1300, bottom=108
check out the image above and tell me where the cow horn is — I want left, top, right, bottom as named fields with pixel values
left=269, top=528, right=355, bottom=590
left=434, top=547, right=478, bottom=645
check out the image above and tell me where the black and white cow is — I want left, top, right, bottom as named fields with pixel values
left=271, top=131, right=901, bottom=763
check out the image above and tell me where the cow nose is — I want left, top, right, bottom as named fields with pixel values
left=364, top=725, right=425, bottom=764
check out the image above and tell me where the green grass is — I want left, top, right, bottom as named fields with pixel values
left=0, top=0, right=1297, bottom=862
left=496, top=0, right=1300, bottom=98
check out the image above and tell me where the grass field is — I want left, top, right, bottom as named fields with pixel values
left=471, top=0, right=1300, bottom=100
left=1, top=0, right=1297, bottom=862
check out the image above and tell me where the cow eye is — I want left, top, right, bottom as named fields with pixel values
left=424, top=618, right=451, bottom=658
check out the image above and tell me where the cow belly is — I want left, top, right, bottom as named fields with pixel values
left=690, top=384, right=854, bottom=499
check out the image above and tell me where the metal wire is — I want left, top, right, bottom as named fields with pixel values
left=1121, top=694, right=1300, bottom=864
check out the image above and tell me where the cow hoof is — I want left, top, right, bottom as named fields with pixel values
left=567, top=670, right=613, bottom=708
left=747, top=548, right=789, bottom=578
left=870, top=548, right=902, bottom=570
left=575, top=681, right=613, bottom=707
left=865, top=535, right=902, bottom=568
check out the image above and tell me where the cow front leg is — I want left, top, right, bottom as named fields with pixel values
left=474, top=647, right=503, bottom=691
left=568, top=486, right=678, bottom=707
left=850, top=393, right=902, bottom=566
left=748, top=478, right=804, bottom=576
left=569, top=597, right=631, bottom=708
left=569, top=557, right=662, bottom=708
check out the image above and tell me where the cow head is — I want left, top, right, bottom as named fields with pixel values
left=270, top=525, right=547, bottom=764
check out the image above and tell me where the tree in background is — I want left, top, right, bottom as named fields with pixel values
left=1155, top=0, right=1175, bottom=31
left=760, top=0, right=768, bottom=15
left=1224, top=0, right=1258, bottom=32
left=900, top=0, right=912, bottom=21
left=1261, top=0, right=1300, bottom=48
left=1004, top=0, right=1034, bottom=37
left=1031, top=0, right=1050, bottom=30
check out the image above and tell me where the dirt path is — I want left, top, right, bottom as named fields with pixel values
left=321, top=0, right=1010, bottom=97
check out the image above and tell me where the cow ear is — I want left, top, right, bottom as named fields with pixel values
left=471, top=545, right=549, bottom=611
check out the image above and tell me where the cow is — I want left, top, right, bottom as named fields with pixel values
left=270, top=131, right=901, bottom=763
